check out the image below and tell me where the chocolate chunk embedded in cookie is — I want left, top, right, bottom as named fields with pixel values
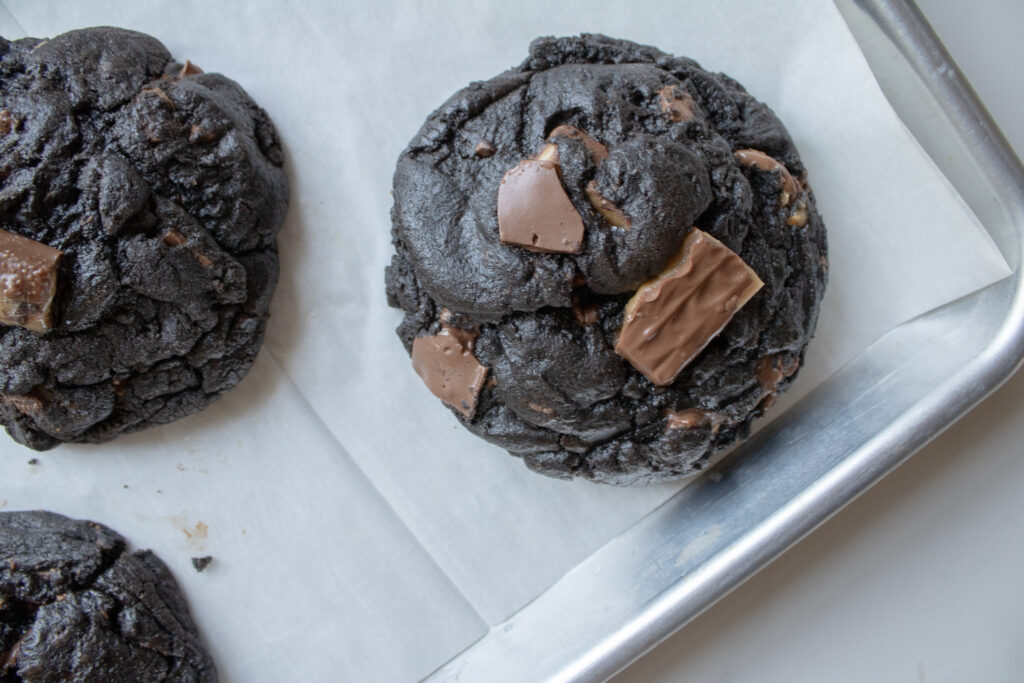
left=386, top=34, right=827, bottom=484
left=0, top=27, right=288, bottom=450
left=0, top=510, right=217, bottom=681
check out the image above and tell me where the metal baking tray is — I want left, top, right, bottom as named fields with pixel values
left=428, top=1, right=1024, bottom=680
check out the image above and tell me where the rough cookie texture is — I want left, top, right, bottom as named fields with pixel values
left=0, top=510, right=217, bottom=682
left=386, top=35, right=827, bottom=484
left=0, top=28, right=288, bottom=450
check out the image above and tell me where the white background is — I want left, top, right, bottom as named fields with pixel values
left=615, top=2, right=1024, bottom=680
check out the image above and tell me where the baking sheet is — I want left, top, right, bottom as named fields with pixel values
left=0, top=1, right=1012, bottom=680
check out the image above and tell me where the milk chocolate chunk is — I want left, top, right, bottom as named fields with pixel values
left=0, top=228, right=62, bottom=333
left=547, top=124, right=609, bottom=164
left=615, top=229, right=763, bottom=386
left=657, top=85, right=695, bottom=123
left=497, top=158, right=584, bottom=253
left=734, top=149, right=800, bottom=204
left=411, top=325, right=489, bottom=418
left=585, top=180, right=630, bottom=229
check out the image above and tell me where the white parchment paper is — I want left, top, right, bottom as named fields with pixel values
left=0, top=1, right=1012, bottom=680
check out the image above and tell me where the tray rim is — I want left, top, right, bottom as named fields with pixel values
left=426, top=1, right=1024, bottom=680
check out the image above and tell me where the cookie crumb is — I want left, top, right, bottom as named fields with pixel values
left=27, top=458, right=39, bottom=465
left=191, top=556, right=213, bottom=573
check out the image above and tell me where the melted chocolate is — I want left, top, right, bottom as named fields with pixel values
left=657, top=85, right=695, bottom=123
left=734, top=149, right=800, bottom=203
left=547, top=124, right=609, bottom=164
left=585, top=180, right=630, bottom=229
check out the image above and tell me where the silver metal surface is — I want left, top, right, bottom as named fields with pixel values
left=427, top=1, right=1024, bottom=681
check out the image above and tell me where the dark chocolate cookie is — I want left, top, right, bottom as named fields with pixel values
left=0, top=27, right=288, bottom=450
left=386, top=35, right=827, bottom=484
left=0, top=510, right=217, bottom=682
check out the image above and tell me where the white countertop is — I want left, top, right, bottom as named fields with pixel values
left=614, top=2, right=1024, bottom=681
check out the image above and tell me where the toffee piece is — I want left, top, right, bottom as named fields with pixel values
left=0, top=28, right=288, bottom=450
left=734, top=148, right=801, bottom=203
left=386, top=34, right=827, bottom=484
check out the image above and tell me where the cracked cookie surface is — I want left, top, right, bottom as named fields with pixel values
left=1, top=510, right=216, bottom=682
left=0, top=27, right=288, bottom=450
left=386, top=35, right=827, bottom=484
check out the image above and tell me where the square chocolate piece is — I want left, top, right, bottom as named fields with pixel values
left=0, top=228, right=62, bottom=333
left=615, top=229, right=763, bottom=386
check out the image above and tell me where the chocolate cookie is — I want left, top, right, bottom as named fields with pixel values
left=0, top=510, right=217, bottom=681
left=0, top=28, right=288, bottom=450
left=386, top=35, right=827, bottom=484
